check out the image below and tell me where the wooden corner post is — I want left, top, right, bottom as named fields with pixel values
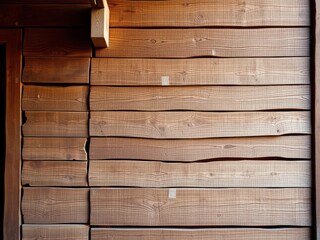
left=315, top=0, right=320, bottom=239
left=0, top=29, right=22, bottom=240
left=91, top=0, right=109, bottom=48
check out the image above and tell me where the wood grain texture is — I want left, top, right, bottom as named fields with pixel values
left=0, top=0, right=89, bottom=3
left=22, top=161, right=88, bottom=186
left=22, top=224, right=89, bottom=240
left=108, top=0, right=310, bottom=27
left=23, top=111, right=88, bottom=137
left=90, top=111, right=311, bottom=138
left=23, top=137, right=87, bottom=160
left=23, top=57, right=90, bottom=84
left=315, top=1, right=320, bottom=239
left=1, top=29, right=22, bottom=240
left=23, top=85, right=89, bottom=111
left=90, top=86, right=310, bottom=111
left=22, top=188, right=89, bottom=224
left=90, top=136, right=311, bottom=161
left=90, top=188, right=311, bottom=226
left=90, top=58, right=310, bottom=86
left=96, top=28, right=310, bottom=58
left=0, top=4, right=90, bottom=27
left=24, top=29, right=92, bottom=57
left=91, top=228, right=311, bottom=240
left=89, top=160, right=311, bottom=188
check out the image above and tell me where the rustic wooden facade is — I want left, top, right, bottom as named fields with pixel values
left=0, top=0, right=317, bottom=239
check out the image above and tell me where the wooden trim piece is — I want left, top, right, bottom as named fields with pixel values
left=90, top=188, right=311, bottom=226
left=90, top=136, right=311, bottom=161
left=91, top=0, right=110, bottom=47
left=91, top=228, right=311, bottom=240
left=0, top=29, right=22, bottom=240
left=316, top=0, right=320, bottom=239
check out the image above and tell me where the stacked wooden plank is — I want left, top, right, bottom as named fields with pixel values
left=21, top=28, right=91, bottom=240
left=19, top=0, right=312, bottom=240
left=89, top=0, right=312, bottom=239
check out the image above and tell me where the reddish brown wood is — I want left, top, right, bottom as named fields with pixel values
left=0, top=29, right=22, bottom=240
left=0, top=4, right=90, bottom=27
left=24, top=28, right=92, bottom=57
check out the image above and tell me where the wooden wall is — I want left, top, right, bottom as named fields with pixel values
left=0, top=0, right=312, bottom=239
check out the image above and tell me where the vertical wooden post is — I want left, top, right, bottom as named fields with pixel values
left=0, top=29, right=22, bottom=240
left=315, top=0, right=320, bottom=239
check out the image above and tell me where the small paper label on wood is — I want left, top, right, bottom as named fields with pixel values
left=169, top=188, right=176, bottom=198
left=161, top=76, right=170, bottom=86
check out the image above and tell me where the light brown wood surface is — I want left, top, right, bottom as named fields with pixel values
left=23, top=85, right=89, bottom=111
left=90, top=136, right=311, bottom=161
left=22, top=224, right=89, bottom=240
left=22, top=161, right=88, bottom=186
left=96, top=28, right=310, bottom=58
left=90, top=86, right=310, bottom=111
left=90, top=188, right=311, bottom=226
left=91, top=228, right=311, bottom=240
left=0, top=4, right=90, bottom=27
left=90, top=58, right=310, bottom=86
left=24, top=29, right=92, bottom=57
left=108, top=0, right=310, bottom=27
left=22, top=188, right=89, bottom=224
left=23, top=111, right=88, bottom=137
left=89, top=160, right=311, bottom=187
left=23, top=57, right=90, bottom=84
left=90, top=111, right=311, bottom=138
left=23, top=137, right=87, bottom=160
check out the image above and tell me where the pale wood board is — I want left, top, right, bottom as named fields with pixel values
left=108, top=0, right=310, bottom=27
left=23, top=57, right=90, bottom=84
left=24, top=29, right=92, bottom=57
left=22, top=224, right=89, bottom=240
left=90, top=188, right=311, bottom=226
left=90, top=58, right=310, bottom=86
left=90, top=111, right=311, bottom=138
left=23, top=111, right=88, bottom=137
left=23, top=137, right=87, bottom=160
left=22, top=161, right=88, bottom=186
left=90, top=86, right=310, bottom=111
left=96, top=28, right=310, bottom=58
left=23, top=85, right=89, bottom=111
left=22, top=188, right=89, bottom=224
left=89, top=160, right=311, bottom=188
left=91, top=228, right=311, bottom=240
left=90, top=136, right=311, bottom=161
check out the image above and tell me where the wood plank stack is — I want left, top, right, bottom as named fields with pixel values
left=19, top=0, right=311, bottom=239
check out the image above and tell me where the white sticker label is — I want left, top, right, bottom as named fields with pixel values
left=212, top=49, right=216, bottom=56
left=169, top=188, right=176, bottom=199
left=161, top=76, right=170, bottom=86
